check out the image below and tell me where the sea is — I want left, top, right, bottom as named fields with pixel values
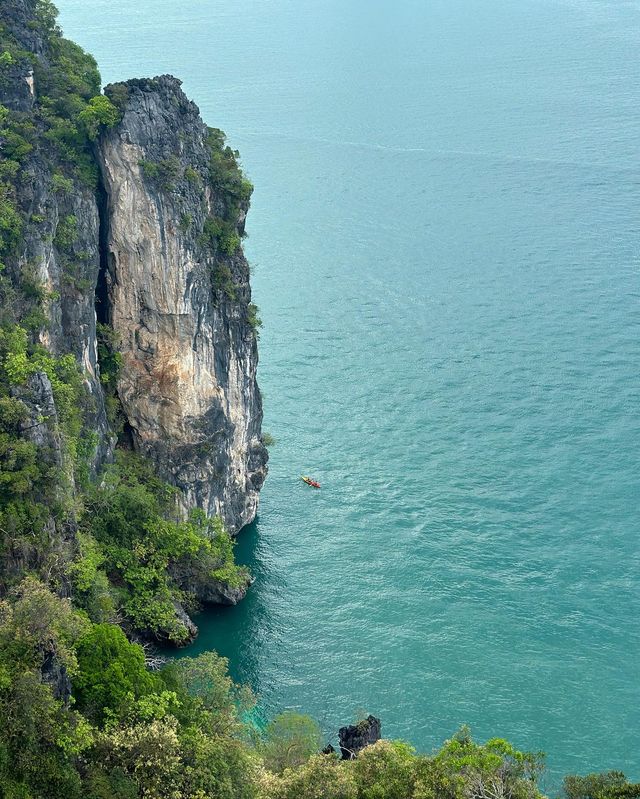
left=58, top=0, right=640, bottom=788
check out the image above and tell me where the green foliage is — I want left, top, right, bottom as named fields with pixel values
left=91, top=716, right=184, bottom=799
left=261, top=432, right=276, bottom=448
left=31, top=22, right=102, bottom=185
left=0, top=183, right=23, bottom=263
left=0, top=320, right=91, bottom=561
left=162, top=651, right=255, bottom=736
left=0, top=669, right=86, bottom=799
left=259, top=753, right=357, bottom=799
left=0, top=3, right=107, bottom=305
left=262, top=730, right=546, bottom=799
left=54, top=214, right=78, bottom=250
left=138, top=159, right=159, bottom=179
left=212, top=262, right=238, bottom=300
left=52, top=171, right=74, bottom=194
left=79, top=453, right=249, bottom=642
left=200, top=215, right=241, bottom=258
left=19, top=261, right=46, bottom=303
left=609, top=787, right=640, bottom=799
left=564, top=773, right=630, bottom=799
left=193, top=126, right=251, bottom=301
left=96, top=322, right=123, bottom=426
left=179, top=212, right=193, bottom=233
left=68, top=532, right=116, bottom=622
left=259, top=712, right=323, bottom=774
left=139, top=156, right=181, bottom=191
left=205, top=126, right=253, bottom=214
left=73, top=624, right=162, bottom=722
left=184, top=165, right=201, bottom=185
left=423, top=728, right=544, bottom=799
left=0, top=577, right=89, bottom=673
left=104, top=81, right=130, bottom=113
left=0, top=395, right=39, bottom=499
left=78, top=94, right=120, bottom=140
left=0, top=580, right=91, bottom=794
left=248, top=303, right=263, bottom=335
left=351, top=740, right=417, bottom=799
left=0, top=325, right=86, bottom=459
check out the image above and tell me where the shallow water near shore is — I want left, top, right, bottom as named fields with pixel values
left=59, top=0, right=640, bottom=787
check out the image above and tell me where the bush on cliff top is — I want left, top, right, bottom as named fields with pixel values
left=78, top=94, right=120, bottom=140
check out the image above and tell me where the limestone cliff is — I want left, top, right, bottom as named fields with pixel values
left=0, top=0, right=267, bottom=621
left=98, top=77, right=267, bottom=532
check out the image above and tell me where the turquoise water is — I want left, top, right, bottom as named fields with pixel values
left=59, top=0, right=640, bottom=787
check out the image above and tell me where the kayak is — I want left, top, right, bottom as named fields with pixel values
left=301, top=476, right=321, bottom=488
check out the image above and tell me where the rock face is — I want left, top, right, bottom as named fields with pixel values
left=169, top=558, right=252, bottom=607
left=40, top=646, right=72, bottom=705
left=339, top=716, right=382, bottom=760
left=98, top=77, right=267, bottom=532
left=1, top=0, right=111, bottom=474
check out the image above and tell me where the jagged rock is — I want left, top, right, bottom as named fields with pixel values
left=172, top=601, right=199, bottom=645
left=169, top=559, right=252, bottom=607
left=13, top=371, right=63, bottom=461
left=98, top=76, right=268, bottom=532
left=40, top=645, right=72, bottom=705
left=339, top=716, right=382, bottom=760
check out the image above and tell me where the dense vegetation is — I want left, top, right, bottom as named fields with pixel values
left=2, top=583, right=639, bottom=799
left=0, top=2, right=636, bottom=797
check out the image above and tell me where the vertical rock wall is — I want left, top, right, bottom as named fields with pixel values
left=98, top=77, right=267, bottom=532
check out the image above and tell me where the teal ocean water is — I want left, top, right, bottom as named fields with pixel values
left=59, top=0, right=639, bottom=786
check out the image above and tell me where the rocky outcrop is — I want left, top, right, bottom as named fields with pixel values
left=98, top=77, right=267, bottom=532
left=169, top=559, right=252, bottom=607
left=13, top=372, right=62, bottom=462
left=339, top=716, right=382, bottom=759
left=171, top=601, right=199, bottom=645
left=40, top=645, right=72, bottom=705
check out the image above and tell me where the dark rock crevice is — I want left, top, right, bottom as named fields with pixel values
left=95, top=176, right=111, bottom=328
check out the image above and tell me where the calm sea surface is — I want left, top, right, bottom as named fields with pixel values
left=59, top=0, right=639, bottom=786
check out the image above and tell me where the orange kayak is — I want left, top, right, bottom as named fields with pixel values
left=301, top=476, right=321, bottom=488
